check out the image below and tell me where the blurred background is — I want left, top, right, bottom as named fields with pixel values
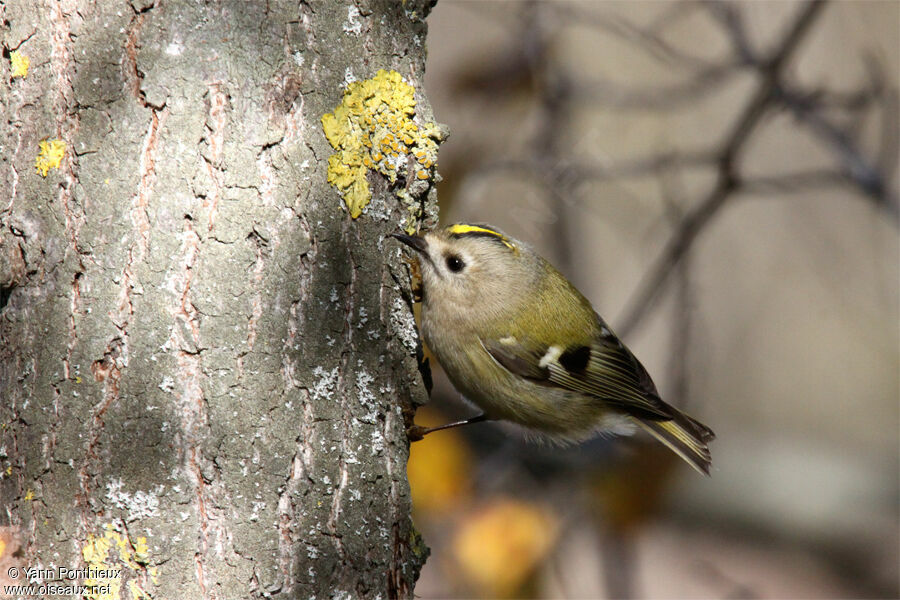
left=407, top=2, right=899, bottom=598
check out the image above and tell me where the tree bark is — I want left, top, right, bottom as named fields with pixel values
left=0, top=0, right=437, bottom=597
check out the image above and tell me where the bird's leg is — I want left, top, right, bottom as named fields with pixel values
left=407, top=413, right=488, bottom=441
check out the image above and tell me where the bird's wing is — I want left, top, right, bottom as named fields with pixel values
left=480, top=322, right=674, bottom=422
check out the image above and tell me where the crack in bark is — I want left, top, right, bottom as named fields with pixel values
left=189, top=444, right=211, bottom=600
left=124, top=5, right=147, bottom=102
left=49, top=0, right=76, bottom=136
left=168, top=217, right=215, bottom=599
left=203, top=84, right=228, bottom=234
left=245, top=232, right=265, bottom=353
left=98, top=105, right=168, bottom=422
left=3, top=130, right=23, bottom=214
left=49, top=0, right=84, bottom=260
left=130, top=108, right=166, bottom=262
left=379, top=266, right=410, bottom=597
left=86, top=336, right=123, bottom=395
left=75, top=101, right=170, bottom=540
left=109, top=104, right=166, bottom=357
left=3, top=354, right=27, bottom=550
left=123, top=0, right=161, bottom=108
left=326, top=223, right=360, bottom=569
left=277, top=215, right=317, bottom=592
left=47, top=0, right=98, bottom=553
left=63, top=271, right=80, bottom=381
left=77, top=335, right=124, bottom=535
left=386, top=401, right=409, bottom=598
left=123, top=11, right=144, bottom=100
left=257, top=133, right=281, bottom=207
left=51, top=0, right=85, bottom=400
left=176, top=220, right=202, bottom=350
left=42, top=382, right=62, bottom=474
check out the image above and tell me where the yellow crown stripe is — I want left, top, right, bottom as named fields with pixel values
left=446, top=224, right=516, bottom=250
left=447, top=224, right=502, bottom=237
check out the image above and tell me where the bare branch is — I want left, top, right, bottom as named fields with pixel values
left=617, top=0, right=829, bottom=337
left=567, top=150, right=717, bottom=181
left=702, top=0, right=756, bottom=63
left=781, top=87, right=900, bottom=223
left=574, top=62, right=741, bottom=110
left=658, top=161, right=694, bottom=410
left=558, top=2, right=720, bottom=71
left=466, top=150, right=715, bottom=185
left=879, top=88, right=899, bottom=183
left=740, top=169, right=855, bottom=194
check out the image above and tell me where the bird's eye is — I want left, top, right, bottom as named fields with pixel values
left=445, top=254, right=465, bottom=273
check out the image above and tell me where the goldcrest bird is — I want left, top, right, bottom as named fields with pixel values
left=393, top=223, right=715, bottom=475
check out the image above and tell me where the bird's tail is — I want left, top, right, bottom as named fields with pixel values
left=635, top=409, right=716, bottom=475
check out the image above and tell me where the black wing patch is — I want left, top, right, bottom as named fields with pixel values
left=558, top=345, right=590, bottom=373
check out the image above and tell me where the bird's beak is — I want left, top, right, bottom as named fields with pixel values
left=391, top=233, right=428, bottom=254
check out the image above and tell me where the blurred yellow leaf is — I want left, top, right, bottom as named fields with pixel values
left=588, top=442, right=677, bottom=533
left=407, top=406, right=472, bottom=515
left=452, top=497, right=558, bottom=598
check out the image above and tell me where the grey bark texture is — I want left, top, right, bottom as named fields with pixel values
left=0, top=0, right=438, bottom=598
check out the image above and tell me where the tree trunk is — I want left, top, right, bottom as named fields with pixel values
left=0, top=0, right=438, bottom=597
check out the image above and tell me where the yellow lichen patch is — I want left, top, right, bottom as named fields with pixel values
left=82, top=523, right=155, bottom=600
left=22, top=489, right=34, bottom=501
left=128, top=581, right=152, bottom=600
left=10, top=51, right=29, bottom=78
left=82, top=530, right=119, bottom=600
left=35, top=139, right=66, bottom=177
left=133, top=536, right=151, bottom=565
left=321, top=69, right=443, bottom=228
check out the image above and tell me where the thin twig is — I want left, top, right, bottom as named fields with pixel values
left=780, top=88, right=899, bottom=223
left=702, top=0, right=756, bottom=64
left=567, top=150, right=717, bottom=181
left=574, top=62, right=740, bottom=110
left=740, top=169, right=855, bottom=194
left=559, top=2, right=720, bottom=71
